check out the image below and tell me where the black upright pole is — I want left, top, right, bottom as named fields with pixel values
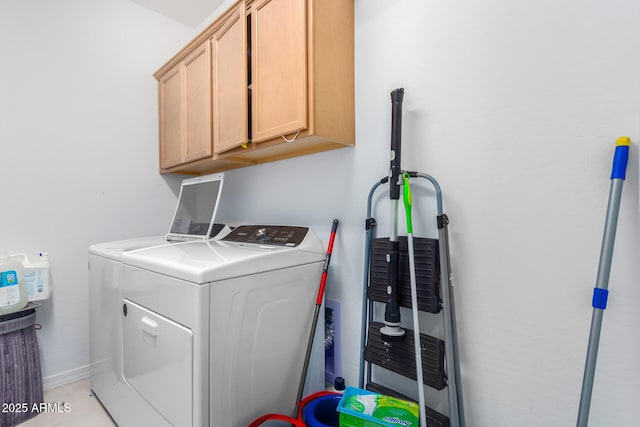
left=389, top=88, right=404, bottom=200
left=381, top=88, right=405, bottom=342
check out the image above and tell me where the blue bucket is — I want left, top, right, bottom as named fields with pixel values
left=303, top=394, right=341, bottom=427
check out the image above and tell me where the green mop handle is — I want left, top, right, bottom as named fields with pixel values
left=577, top=136, right=630, bottom=427
left=403, top=172, right=413, bottom=234
left=402, top=172, right=428, bottom=427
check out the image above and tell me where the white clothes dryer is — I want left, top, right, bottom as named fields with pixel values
left=89, top=225, right=231, bottom=422
left=89, top=236, right=178, bottom=426
left=89, top=173, right=231, bottom=425
left=118, top=225, right=326, bottom=427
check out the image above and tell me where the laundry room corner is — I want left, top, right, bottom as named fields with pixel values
left=2, top=0, right=640, bottom=426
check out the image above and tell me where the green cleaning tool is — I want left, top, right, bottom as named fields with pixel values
left=403, top=172, right=427, bottom=427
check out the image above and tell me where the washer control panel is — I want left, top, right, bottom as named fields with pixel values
left=222, top=225, right=309, bottom=247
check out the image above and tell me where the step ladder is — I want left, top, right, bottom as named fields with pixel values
left=358, top=172, right=465, bottom=427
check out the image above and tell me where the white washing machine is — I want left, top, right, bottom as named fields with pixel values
left=118, top=225, right=325, bottom=426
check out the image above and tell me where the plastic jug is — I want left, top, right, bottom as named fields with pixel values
left=0, top=255, right=28, bottom=315
left=23, top=252, right=52, bottom=301
left=11, top=253, right=52, bottom=301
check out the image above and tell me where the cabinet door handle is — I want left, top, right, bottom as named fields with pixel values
left=141, top=316, right=159, bottom=337
left=282, top=130, right=301, bottom=143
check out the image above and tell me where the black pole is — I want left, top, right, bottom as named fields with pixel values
left=381, top=88, right=405, bottom=341
left=389, top=88, right=404, bottom=201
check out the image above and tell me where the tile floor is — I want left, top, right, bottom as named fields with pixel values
left=16, top=379, right=115, bottom=427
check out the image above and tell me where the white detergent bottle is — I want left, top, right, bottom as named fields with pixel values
left=0, top=254, right=28, bottom=315
left=23, top=252, right=52, bottom=302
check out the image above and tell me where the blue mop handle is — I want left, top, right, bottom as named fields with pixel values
left=592, top=136, right=630, bottom=307
left=610, top=136, right=630, bottom=180
left=577, top=136, right=630, bottom=427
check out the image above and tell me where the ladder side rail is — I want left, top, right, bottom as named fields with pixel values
left=417, top=173, right=464, bottom=427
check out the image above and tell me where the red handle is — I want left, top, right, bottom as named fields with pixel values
left=248, top=413, right=305, bottom=427
left=316, top=219, right=339, bottom=304
left=248, top=391, right=339, bottom=426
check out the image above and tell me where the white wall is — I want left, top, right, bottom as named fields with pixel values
left=2, top=0, right=639, bottom=425
left=0, top=0, right=196, bottom=385
left=215, top=0, right=640, bottom=426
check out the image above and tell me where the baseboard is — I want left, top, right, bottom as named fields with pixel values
left=43, top=364, right=90, bottom=390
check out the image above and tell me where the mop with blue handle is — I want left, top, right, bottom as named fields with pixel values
left=577, top=136, right=630, bottom=427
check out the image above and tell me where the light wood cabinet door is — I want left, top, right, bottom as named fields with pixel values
left=184, top=42, right=213, bottom=162
left=212, top=3, right=248, bottom=154
left=251, top=0, right=307, bottom=143
left=159, top=64, right=184, bottom=169
left=158, top=41, right=212, bottom=168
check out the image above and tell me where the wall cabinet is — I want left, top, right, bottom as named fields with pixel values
left=212, top=2, right=247, bottom=154
left=158, top=41, right=212, bottom=169
left=154, top=0, right=354, bottom=174
left=250, top=0, right=307, bottom=144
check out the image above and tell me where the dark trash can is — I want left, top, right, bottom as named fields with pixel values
left=0, top=308, right=43, bottom=427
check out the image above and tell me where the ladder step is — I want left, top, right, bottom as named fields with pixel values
left=365, top=321, right=446, bottom=390
left=366, top=382, right=450, bottom=427
left=368, top=237, right=441, bottom=313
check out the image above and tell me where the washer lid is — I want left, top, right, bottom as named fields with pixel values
left=121, top=227, right=325, bottom=283
left=89, top=236, right=171, bottom=261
